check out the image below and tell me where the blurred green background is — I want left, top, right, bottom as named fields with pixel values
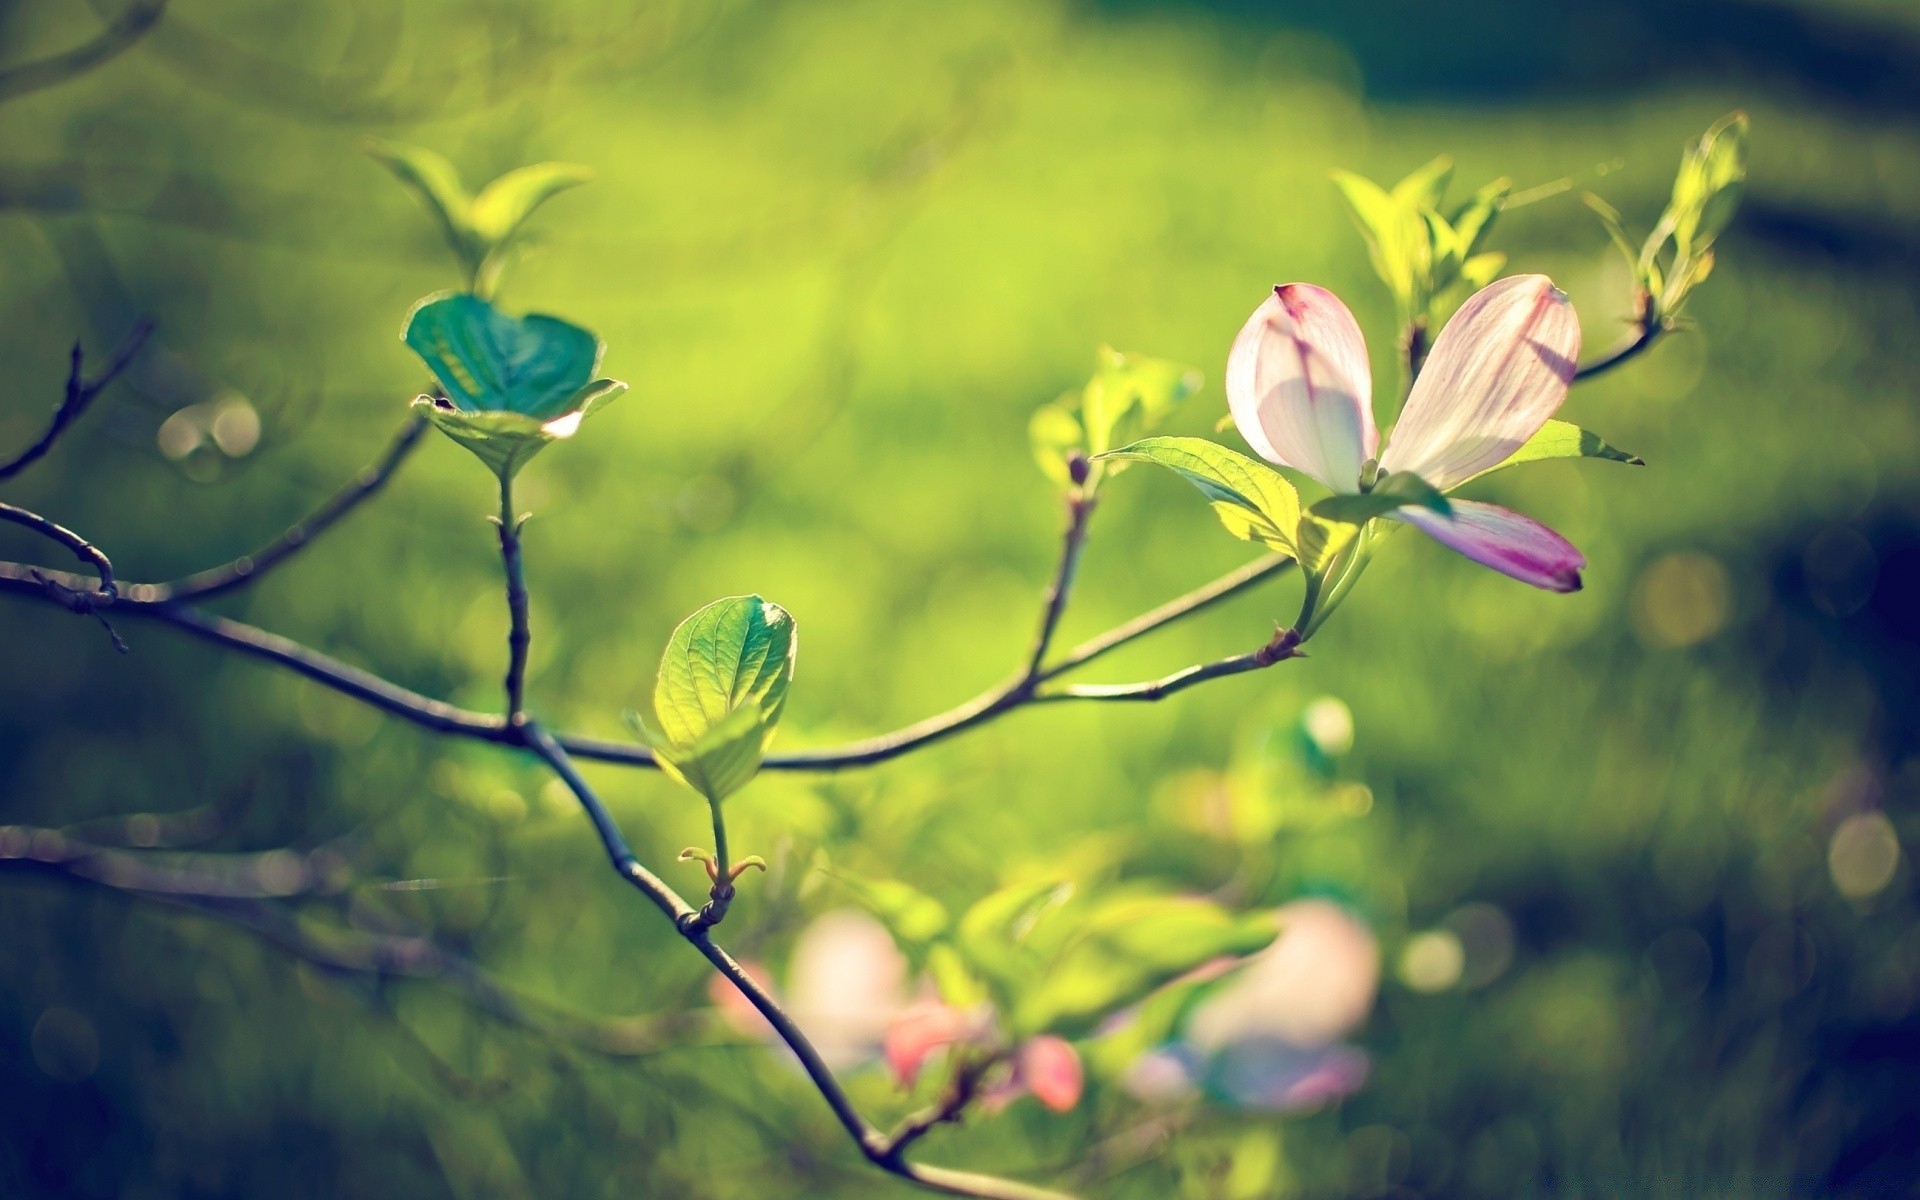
left=2, top=0, right=1917, bottom=1196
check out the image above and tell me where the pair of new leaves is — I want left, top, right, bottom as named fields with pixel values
left=839, top=869, right=1275, bottom=1060
left=1584, top=111, right=1749, bottom=327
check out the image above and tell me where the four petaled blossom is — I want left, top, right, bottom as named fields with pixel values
left=1227, top=274, right=1588, bottom=592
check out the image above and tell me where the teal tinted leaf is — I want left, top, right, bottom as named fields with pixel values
left=1311, top=471, right=1449, bottom=525
left=1097, top=437, right=1300, bottom=556
left=1079, top=347, right=1203, bottom=458
left=1459, top=419, right=1644, bottom=487
left=403, top=294, right=602, bottom=420
left=468, top=161, right=594, bottom=245
left=364, top=138, right=481, bottom=271
left=1013, top=895, right=1278, bottom=1038
left=410, top=398, right=569, bottom=481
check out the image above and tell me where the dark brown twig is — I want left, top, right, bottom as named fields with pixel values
left=144, top=413, right=429, bottom=603
left=0, top=1, right=167, bottom=105
left=0, top=321, right=153, bottom=480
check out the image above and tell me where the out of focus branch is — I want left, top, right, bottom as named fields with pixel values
left=141, top=413, right=429, bottom=603
left=0, top=322, right=153, bottom=481
left=0, top=1, right=168, bottom=106
left=0, top=820, right=734, bottom=1060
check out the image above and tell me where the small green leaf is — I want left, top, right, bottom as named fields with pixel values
left=1012, top=895, right=1278, bottom=1038
left=834, top=874, right=951, bottom=948
left=365, top=139, right=482, bottom=272
left=650, top=595, right=797, bottom=803
left=1311, top=471, right=1450, bottom=525
left=404, top=294, right=604, bottom=420
left=1459, top=419, right=1643, bottom=487
left=1391, top=155, right=1454, bottom=210
left=1294, top=510, right=1359, bottom=576
left=1079, top=347, right=1203, bottom=458
left=1581, top=193, right=1640, bottom=272
left=1097, top=436, right=1301, bottom=556
left=468, top=161, right=594, bottom=246
left=1449, top=177, right=1510, bottom=258
left=956, top=878, right=1074, bottom=996
left=1029, top=401, right=1084, bottom=487
left=410, top=399, right=575, bottom=481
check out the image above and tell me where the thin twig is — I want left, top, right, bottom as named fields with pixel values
left=1024, top=494, right=1094, bottom=679
left=0, top=502, right=115, bottom=597
left=1033, top=627, right=1300, bottom=703
left=1574, top=297, right=1664, bottom=382
left=496, top=478, right=531, bottom=724
left=0, top=321, right=154, bottom=481
left=0, top=550, right=1298, bottom=768
left=0, top=501, right=125, bottom=650
left=146, top=413, right=429, bottom=603
left=1035, top=553, right=1293, bottom=681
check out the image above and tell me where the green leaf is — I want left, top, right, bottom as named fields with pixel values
left=1449, top=177, right=1510, bottom=258
left=1581, top=193, right=1640, bottom=272
left=1671, top=111, right=1748, bottom=259
left=834, top=874, right=951, bottom=948
left=1079, top=346, right=1203, bottom=458
left=955, top=878, right=1074, bottom=995
left=403, top=294, right=604, bottom=420
left=1459, top=419, right=1643, bottom=487
left=1333, top=169, right=1424, bottom=312
left=1294, top=510, right=1359, bottom=576
left=1310, top=471, right=1450, bottom=525
left=1096, top=437, right=1300, bottom=556
left=1029, top=401, right=1084, bottom=488
left=365, top=139, right=482, bottom=272
left=411, top=399, right=564, bottom=481
left=650, top=595, right=797, bottom=803
left=1391, top=155, right=1454, bottom=210
left=468, top=161, right=594, bottom=246
left=1012, top=895, right=1277, bottom=1038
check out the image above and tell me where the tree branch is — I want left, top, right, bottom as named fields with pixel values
left=144, top=413, right=429, bottom=603
left=1033, top=627, right=1300, bottom=703
left=1024, top=494, right=1094, bottom=678
left=0, top=1, right=168, bottom=104
left=0, top=321, right=154, bottom=481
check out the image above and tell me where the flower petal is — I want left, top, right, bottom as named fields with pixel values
left=1397, top=499, right=1587, bottom=592
left=1380, top=275, right=1580, bottom=491
left=1017, top=1036, right=1085, bottom=1113
left=1226, top=284, right=1377, bottom=492
left=883, top=1002, right=975, bottom=1088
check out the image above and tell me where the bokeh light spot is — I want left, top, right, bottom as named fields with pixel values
left=1630, top=551, right=1731, bottom=648
left=1829, top=810, right=1901, bottom=899
left=1398, top=930, right=1465, bottom=993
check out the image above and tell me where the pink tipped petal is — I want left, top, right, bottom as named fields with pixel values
left=1379, top=275, right=1580, bottom=491
left=1226, top=284, right=1377, bottom=492
left=1397, top=499, right=1587, bottom=592
left=1018, top=1036, right=1085, bottom=1113
left=883, top=1003, right=974, bottom=1088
